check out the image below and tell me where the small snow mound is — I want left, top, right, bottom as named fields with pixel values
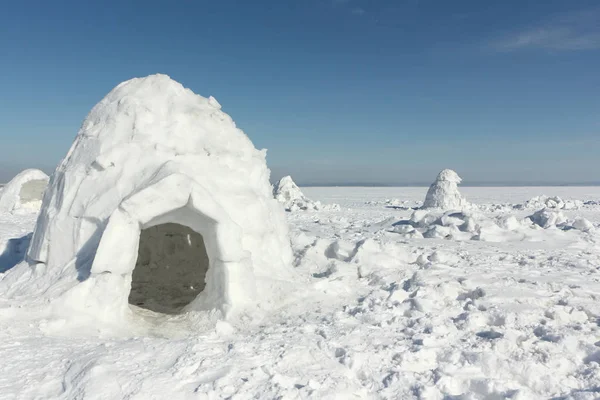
left=572, top=217, right=594, bottom=232
left=274, top=176, right=306, bottom=204
left=422, top=169, right=467, bottom=210
left=0, top=169, right=49, bottom=214
left=273, top=176, right=339, bottom=211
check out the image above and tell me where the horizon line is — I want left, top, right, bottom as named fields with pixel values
left=292, top=182, right=600, bottom=187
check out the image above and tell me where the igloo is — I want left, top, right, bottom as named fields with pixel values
left=422, top=169, right=467, bottom=210
left=16, top=74, right=294, bottom=321
left=0, top=169, right=49, bottom=213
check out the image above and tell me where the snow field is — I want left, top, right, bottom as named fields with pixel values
left=1, top=186, right=600, bottom=398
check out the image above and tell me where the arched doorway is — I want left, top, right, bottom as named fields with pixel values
left=128, top=223, right=210, bottom=314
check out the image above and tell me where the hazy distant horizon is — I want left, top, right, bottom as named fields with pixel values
left=1, top=163, right=598, bottom=188
left=297, top=182, right=600, bottom=188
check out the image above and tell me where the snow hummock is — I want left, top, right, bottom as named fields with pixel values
left=0, top=169, right=49, bottom=214
left=422, top=169, right=467, bottom=210
left=3, top=74, right=296, bottom=325
left=274, top=175, right=339, bottom=211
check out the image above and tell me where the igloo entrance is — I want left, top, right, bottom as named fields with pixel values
left=128, top=223, right=210, bottom=314
left=18, top=179, right=47, bottom=204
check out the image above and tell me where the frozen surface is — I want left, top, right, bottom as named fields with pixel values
left=1, top=186, right=600, bottom=399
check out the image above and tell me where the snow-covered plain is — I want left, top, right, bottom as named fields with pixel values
left=1, top=186, right=600, bottom=399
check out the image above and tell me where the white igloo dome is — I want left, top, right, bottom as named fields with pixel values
left=0, top=169, right=49, bottom=214
left=422, top=169, right=467, bottom=210
left=14, top=74, right=294, bottom=321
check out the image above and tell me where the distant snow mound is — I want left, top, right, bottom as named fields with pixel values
left=0, top=169, right=49, bottom=214
left=422, top=169, right=467, bottom=210
left=274, top=176, right=340, bottom=211
left=274, top=176, right=308, bottom=208
left=390, top=207, right=594, bottom=242
left=522, top=195, right=582, bottom=210
left=2, top=74, right=296, bottom=324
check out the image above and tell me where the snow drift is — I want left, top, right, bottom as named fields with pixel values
left=6, top=74, right=295, bottom=322
left=0, top=169, right=49, bottom=214
left=422, top=169, right=467, bottom=210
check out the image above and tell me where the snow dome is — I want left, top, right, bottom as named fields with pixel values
left=422, top=169, right=467, bottom=210
left=19, top=74, right=294, bottom=321
left=0, top=169, right=49, bottom=214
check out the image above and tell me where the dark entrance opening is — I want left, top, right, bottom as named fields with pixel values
left=128, top=223, right=209, bottom=314
left=18, top=179, right=47, bottom=204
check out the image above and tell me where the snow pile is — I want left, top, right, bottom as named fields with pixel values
left=391, top=208, right=595, bottom=241
left=528, top=208, right=568, bottom=229
left=522, top=195, right=583, bottom=210
left=274, top=176, right=339, bottom=211
left=528, top=208, right=595, bottom=232
left=422, top=169, right=468, bottom=210
left=273, top=176, right=314, bottom=210
left=2, top=74, right=296, bottom=324
left=0, top=169, right=49, bottom=214
left=391, top=209, right=482, bottom=241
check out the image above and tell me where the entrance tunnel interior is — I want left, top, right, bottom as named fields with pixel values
left=128, top=222, right=210, bottom=314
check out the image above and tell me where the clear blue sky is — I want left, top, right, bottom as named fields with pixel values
left=1, top=0, right=599, bottom=185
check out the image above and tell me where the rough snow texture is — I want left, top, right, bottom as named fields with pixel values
left=2, top=187, right=600, bottom=398
left=390, top=207, right=595, bottom=242
left=274, top=175, right=339, bottom=211
left=0, top=169, right=48, bottom=214
left=422, top=169, right=467, bottom=210
left=7, top=74, right=294, bottom=322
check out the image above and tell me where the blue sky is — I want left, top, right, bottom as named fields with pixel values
left=1, top=0, right=599, bottom=185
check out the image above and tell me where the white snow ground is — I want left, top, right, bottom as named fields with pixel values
left=1, top=186, right=600, bottom=399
